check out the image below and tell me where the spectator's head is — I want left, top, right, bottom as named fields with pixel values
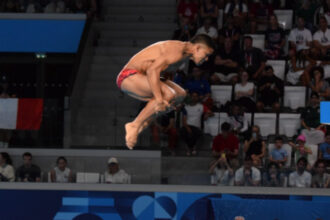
left=0, top=152, right=12, bottom=165
left=56, top=156, right=67, bottom=171
left=314, top=159, right=326, bottom=175
left=310, top=92, right=320, bottom=106
left=243, top=36, right=253, bottom=50
left=325, top=133, right=330, bottom=144
left=203, top=17, right=213, bottom=29
left=230, top=104, right=241, bottom=116
left=268, top=162, right=279, bottom=174
left=319, top=16, right=328, bottom=31
left=221, top=122, right=231, bottom=137
left=264, top=65, right=274, bottom=76
left=297, top=16, right=305, bottom=29
left=296, top=134, right=306, bottom=147
left=310, top=66, right=324, bottom=81
left=239, top=71, right=249, bottom=83
left=275, top=136, right=283, bottom=149
left=224, top=37, right=233, bottom=50
left=192, top=66, right=203, bottom=79
left=251, top=125, right=261, bottom=139
left=269, top=14, right=279, bottom=27
left=108, top=157, right=119, bottom=174
left=296, top=157, right=308, bottom=174
left=22, top=152, right=32, bottom=167
left=243, top=156, right=253, bottom=170
left=190, top=34, right=215, bottom=66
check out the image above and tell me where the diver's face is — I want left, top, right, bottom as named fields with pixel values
left=193, top=44, right=213, bottom=66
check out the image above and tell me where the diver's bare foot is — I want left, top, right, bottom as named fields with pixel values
left=125, top=122, right=139, bottom=149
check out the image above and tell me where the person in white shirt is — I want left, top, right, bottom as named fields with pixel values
left=50, top=156, right=73, bottom=183
left=0, top=152, right=15, bottom=182
left=234, top=71, right=255, bottom=112
left=209, top=155, right=235, bottom=186
left=195, top=17, right=218, bottom=41
left=288, top=16, right=312, bottom=52
left=104, top=157, right=130, bottom=184
left=289, top=157, right=312, bottom=187
left=313, top=16, right=330, bottom=57
left=235, top=156, right=261, bottom=186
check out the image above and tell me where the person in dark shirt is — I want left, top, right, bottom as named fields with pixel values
left=265, top=14, right=286, bottom=59
left=244, top=125, right=266, bottom=167
left=16, top=152, right=41, bottom=182
left=243, top=36, right=266, bottom=79
left=218, top=16, right=242, bottom=50
left=184, top=66, right=211, bottom=101
left=256, top=65, right=283, bottom=112
left=211, top=37, right=241, bottom=84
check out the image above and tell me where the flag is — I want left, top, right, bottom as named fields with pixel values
left=0, top=98, right=43, bottom=130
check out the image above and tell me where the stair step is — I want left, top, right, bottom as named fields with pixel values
left=95, top=22, right=176, bottom=31
left=94, top=46, right=143, bottom=56
left=100, top=30, right=172, bottom=39
left=98, top=38, right=158, bottom=47
left=93, top=55, right=131, bottom=65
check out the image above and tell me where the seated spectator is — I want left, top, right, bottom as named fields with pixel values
left=288, top=134, right=312, bottom=165
left=227, top=104, right=249, bottom=137
left=243, top=125, right=266, bottom=167
left=234, top=71, right=256, bottom=112
left=0, top=152, right=14, bottom=182
left=309, top=66, right=330, bottom=100
left=242, top=36, right=266, bottom=80
left=173, top=16, right=197, bottom=41
left=286, top=49, right=314, bottom=85
left=0, top=0, right=20, bottom=12
left=50, top=156, right=73, bottom=183
left=319, top=0, right=330, bottom=25
left=224, top=0, right=248, bottom=28
left=313, top=16, right=330, bottom=60
left=44, top=0, right=66, bottom=13
left=288, top=16, right=313, bottom=53
left=319, top=133, right=330, bottom=166
left=235, top=156, right=261, bottom=186
left=248, top=0, right=274, bottom=33
left=264, top=14, right=286, bottom=60
left=151, top=110, right=178, bottom=155
left=289, top=157, right=312, bottom=187
left=218, top=16, right=242, bottom=50
left=200, top=0, right=219, bottom=25
left=262, top=162, right=285, bottom=187
left=209, top=155, right=235, bottom=186
left=16, top=152, right=41, bottom=182
left=210, top=37, right=241, bottom=84
left=177, top=0, right=199, bottom=27
left=256, top=65, right=284, bottom=112
left=196, top=17, right=218, bottom=41
left=184, top=67, right=211, bottom=101
left=104, top=157, right=130, bottom=184
left=296, top=0, right=318, bottom=32
left=181, top=91, right=213, bottom=156
left=312, top=159, right=330, bottom=188
left=212, top=122, right=239, bottom=167
left=269, top=136, right=288, bottom=168
left=301, top=92, right=326, bottom=145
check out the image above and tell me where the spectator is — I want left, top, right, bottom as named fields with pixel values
left=301, top=92, right=325, bottom=145
left=242, top=36, right=266, bottom=80
left=269, top=136, right=288, bottom=168
left=16, top=152, right=41, bottom=182
left=288, top=16, right=313, bottom=53
left=218, top=16, right=242, bottom=50
left=0, top=152, right=14, bottom=182
left=211, top=37, right=241, bottom=84
left=227, top=104, right=249, bottom=136
left=320, top=0, right=330, bottom=25
left=262, top=162, right=285, bottom=187
left=234, top=71, right=256, bottom=112
left=286, top=49, right=314, bottom=85
left=296, top=0, right=319, bottom=32
left=308, top=66, right=330, bottom=100
left=319, top=133, right=330, bottom=166
left=243, top=125, right=266, bottom=167
left=209, top=155, right=235, bottom=186
left=184, top=67, right=211, bottom=101
left=177, top=0, right=199, bottom=27
left=256, top=65, right=284, bottom=112
left=70, top=0, right=88, bottom=14
left=288, top=134, right=312, bottom=164
left=234, top=156, right=261, bottom=186
left=151, top=110, right=178, bottom=155
left=289, top=157, right=312, bottom=187
left=104, top=157, right=130, bottom=184
left=195, top=17, right=218, bottom=41
left=181, top=91, right=213, bottom=156
left=200, top=0, right=219, bottom=24
left=313, top=16, right=330, bottom=60
left=224, top=0, right=248, bottom=28
left=264, top=14, right=286, bottom=60
left=212, top=122, right=239, bottom=166
left=312, top=159, right=330, bottom=188
left=248, top=0, right=274, bottom=34
left=0, top=0, right=20, bottom=12
left=50, top=156, right=73, bottom=183
left=173, top=16, right=196, bottom=41
left=44, top=0, right=66, bottom=13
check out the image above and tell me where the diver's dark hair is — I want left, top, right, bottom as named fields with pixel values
left=190, top=34, right=216, bottom=50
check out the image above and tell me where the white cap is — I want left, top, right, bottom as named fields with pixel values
left=108, top=157, right=118, bottom=164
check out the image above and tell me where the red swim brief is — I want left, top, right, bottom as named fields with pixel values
left=116, top=69, right=138, bottom=89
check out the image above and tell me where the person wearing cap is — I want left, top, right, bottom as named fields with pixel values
left=301, top=92, right=326, bottom=145
left=288, top=134, right=312, bottom=165
left=104, top=157, right=130, bottom=184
